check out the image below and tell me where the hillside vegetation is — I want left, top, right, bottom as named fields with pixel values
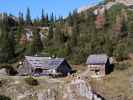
left=0, top=3, right=133, bottom=65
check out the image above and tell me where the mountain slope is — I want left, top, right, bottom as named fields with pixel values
left=44, top=2, right=133, bottom=64
left=0, top=1, right=133, bottom=65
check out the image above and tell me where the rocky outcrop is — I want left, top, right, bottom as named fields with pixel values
left=0, top=77, right=104, bottom=100
left=63, top=79, right=103, bottom=100
left=78, top=0, right=133, bottom=15
left=77, top=0, right=104, bottom=13
left=115, top=0, right=133, bottom=6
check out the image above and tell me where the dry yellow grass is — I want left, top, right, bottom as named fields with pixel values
left=87, top=60, right=133, bottom=100
left=0, top=62, right=133, bottom=100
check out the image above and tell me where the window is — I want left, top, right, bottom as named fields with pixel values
left=95, top=70, right=100, bottom=75
left=35, top=68, right=43, bottom=74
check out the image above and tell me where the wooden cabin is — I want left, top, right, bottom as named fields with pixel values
left=18, top=56, right=72, bottom=77
left=86, top=54, right=110, bottom=78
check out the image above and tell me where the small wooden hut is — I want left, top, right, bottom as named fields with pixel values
left=86, top=54, right=110, bottom=78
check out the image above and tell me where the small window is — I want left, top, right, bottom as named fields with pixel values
left=95, top=70, right=100, bottom=75
left=35, top=68, right=43, bottom=74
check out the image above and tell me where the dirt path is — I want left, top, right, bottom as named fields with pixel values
left=79, top=67, right=90, bottom=78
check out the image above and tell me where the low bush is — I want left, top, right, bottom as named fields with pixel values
left=0, top=95, right=11, bottom=100
left=0, top=64, right=18, bottom=76
left=24, top=76, right=39, bottom=86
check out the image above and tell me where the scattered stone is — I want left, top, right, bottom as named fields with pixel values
left=64, top=79, right=103, bottom=100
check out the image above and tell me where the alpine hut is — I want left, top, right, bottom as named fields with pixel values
left=18, top=56, right=72, bottom=77
left=86, top=54, right=110, bottom=78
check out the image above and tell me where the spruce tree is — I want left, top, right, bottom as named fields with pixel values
left=68, top=12, right=73, bottom=26
left=41, top=10, right=49, bottom=26
left=71, top=21, right=79, bottom=46
left=45, top=13, right=49, bottom=26
left=48, top=25, right=54, bottom=40
left=18, top=11, right=24, bottom=25
left=50, top=12, right=54, bottom=24
left=33, top=29, right=43, bottom=53
left=41, top=9, right=45, bottom=26
left=0, top=15, right=15, bottom=63
left=54, top=24, right=65, bottom=44
left=33, top=17, right=40, bottom=26
left=26, top=8, right=32, bottom=25
left=26, top=29, right=43, bottom=55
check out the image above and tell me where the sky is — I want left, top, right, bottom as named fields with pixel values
left=0, top=0, right=103, bottom=19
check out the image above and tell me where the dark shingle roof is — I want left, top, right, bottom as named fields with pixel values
left=25, top=56, right=65, bottom=69
left=86, top=54, right=108, bottom=64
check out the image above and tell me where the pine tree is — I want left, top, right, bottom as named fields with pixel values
left=58, top=16, right=64, bottom=24
left=72, top=9, right=79, bottom=23
left=67, top=12, right=73, bottom=26
left=71, top=21, right=79, bottom=46
left=45, top=13, right=49, bottom=26
left=54, top=24, right=66, bottom=44
left=0, top=15, right=15, bottom=63
left=41, top=10, right=49, bottom=26
left=41, top=9, right=45, bottom=26
left=26, top=29, right=43, bottom=55
left=41, top=9, right=45, bottom=21
left=18, top=11, right=24, bottom=25
left=48, top=25, right=54, bottom=40
left=26, top=8, right=32, bottom=25
left=50, top=12, right=54, bottom=24
left=33, top=17, right=40, bottom=26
